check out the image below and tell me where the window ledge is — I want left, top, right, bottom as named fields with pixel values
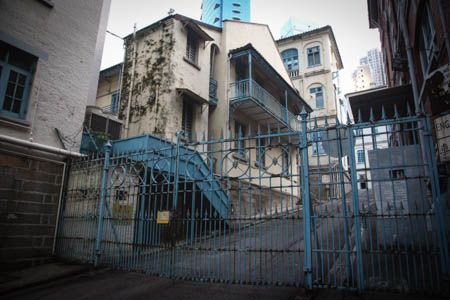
left=307, top=64, right=322, bottom=69
left=0, top=113, right=31, bottom=129
left=232, top=152, right=248, bottom=163
left=183, top=57, right=201, bottom=70
left=36, top=0, right=54, bottom=8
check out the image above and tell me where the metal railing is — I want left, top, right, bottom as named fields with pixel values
left=101, top=104, right=118, bottom=114
left=230, top=79, right=301, bottom=131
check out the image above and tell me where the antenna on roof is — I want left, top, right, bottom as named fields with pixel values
left=168, top=8, right=175, bottom=15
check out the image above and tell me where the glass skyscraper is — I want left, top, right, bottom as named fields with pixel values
left=201, top=0, right=250, bottom=27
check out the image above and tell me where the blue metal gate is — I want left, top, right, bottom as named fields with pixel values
left=55, top=110, right=449, bottom=293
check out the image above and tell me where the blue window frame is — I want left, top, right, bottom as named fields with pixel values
left=282, top=149, right=289, bottom=176
left=281, top=48, right=299, bottom=71
left=355, top=129, right=362, bottom=136
left=0, top=42, right=36, bottom=119
left=357, top=149, right=365, bottom=163
left=310, top=86, right=324, bottom=109
left=307, top=46, right=321, bottom=67
left=111, top=92, right=119, bottom=114
left=312, top=131, right=325, bottom=156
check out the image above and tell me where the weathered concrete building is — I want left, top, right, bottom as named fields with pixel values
left=0, top=0, right=111, bottom=270
left=103, top=14, right=312, bottom=214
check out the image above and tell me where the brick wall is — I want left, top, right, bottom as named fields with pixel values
left=0, top=146, right=65, bottom=271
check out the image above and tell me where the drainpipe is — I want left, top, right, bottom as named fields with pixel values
left=437, top=0, right=450, bottom=59
left=399, top=6, right=420, bottom=114
left=399, top=2, right=428, bottom=165
left=124, top=23, right=137, bottom=138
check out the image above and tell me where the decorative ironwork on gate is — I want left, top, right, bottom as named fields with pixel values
left=55, top=109, right=449, bottom=293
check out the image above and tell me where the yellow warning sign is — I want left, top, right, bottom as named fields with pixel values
left=157, top=211, right=170, bottom=224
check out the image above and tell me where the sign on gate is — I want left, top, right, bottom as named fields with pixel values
left=157, top=211, right=170, bottom=224
left=435, top=113, right=450, bottom=162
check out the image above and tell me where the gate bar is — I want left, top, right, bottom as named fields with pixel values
left=347, top=126, right=365, bottom=292
left=94, top=141, right=112, bottom=267
left=300, top=109, right=312, bottom=289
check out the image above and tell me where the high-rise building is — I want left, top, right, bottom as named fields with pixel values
left=366, top=48, right=386, bottom=87
left=201, top=0, right=250, bottom=27
left=352, top=48, right=386, bottom=92
left=352, top=64, right=372, bottom=91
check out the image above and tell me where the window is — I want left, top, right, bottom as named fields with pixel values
left=182, top=100, right=194, bottom=141
left=389, top=169, right=405, bottom=180
left=312, top=132, right=325, bottom=156
left=232, top=9, right=241, bottom=13
left=256, top=137, right=265, bottom=168
left=186, top=30, right=198, bottom=64
left=281, top=48, right=299, bottom=71
left=111, top=92, right=119, bottom=114
left=354, top=129, right=362, bottom=136
left=232, top=17, right=241, bottom=20
left=357, top=149, right=365, bottom=163
left=332, top=71, right=339, bottom=79
left=307, top=46, right=321, bottom=67
left=310, top=86, right=324, bottom=109
left=232, top=2, right=241, bottom=6
left=282, top=150, right=289, bottom=176
left=0, top=42, right=36, bottom=119
left=235, top=120, right=246, bottom=157
left=359, top=175, right=367, bottom=189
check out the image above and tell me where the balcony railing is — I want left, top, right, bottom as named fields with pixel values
left=101, top=104, right=118, bottom=114
left=209, top=77, right=218, bottom=105
left=230, top=79, right=301, bottom=131
left=288, top=69, right=299, bottom=78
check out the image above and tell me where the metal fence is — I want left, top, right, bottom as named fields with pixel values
left=55, top=111, right=449, bottom=293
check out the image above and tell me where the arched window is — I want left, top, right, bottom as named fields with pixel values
left=281, top=48, right=299, bottom=71
left=309, top=85, right=324, bottom=109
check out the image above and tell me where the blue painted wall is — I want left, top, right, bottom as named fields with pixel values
left=201, top=0, right=250, bottom=27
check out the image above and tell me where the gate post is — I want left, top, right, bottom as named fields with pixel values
left=424, top=116, right=449, bottom=276
left=300, top=108, right=312, bottom=290
left=347, top=127, right=364, bottom=292
left=94, top=141, right=112, bottom=267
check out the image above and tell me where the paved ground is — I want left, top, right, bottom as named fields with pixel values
left=2, top=267, right=448, bottom=300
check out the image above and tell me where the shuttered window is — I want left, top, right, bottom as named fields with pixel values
left=186, top=30, right=198, bottom=64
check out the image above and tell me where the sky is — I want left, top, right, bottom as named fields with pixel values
left=100, top=0, right=382, bottom=95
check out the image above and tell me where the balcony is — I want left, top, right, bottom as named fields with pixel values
left=228, top=44, right=312, bottom=133
left=230, top=79, right=301, bottom=131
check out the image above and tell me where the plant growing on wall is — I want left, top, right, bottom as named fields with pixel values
left=119, top=20, right=175, bottom=136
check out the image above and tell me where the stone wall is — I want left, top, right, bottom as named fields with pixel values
left=0, top=144, right=65, bottom=270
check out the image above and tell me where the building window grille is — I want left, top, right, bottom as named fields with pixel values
left=307, top=46, right=321, bottom=67
left=357, top=149, right=365, bottom=163
left=182, top=100, right=194, bottom=141
left=310, top=86, right=324, bottom=109
left=186, top=30, right=198, bottom=64
left=312, top=132, right=326, bottom=156
left=0, top=42, right=36, bottom=119
left=281, top=48, right=299, bottom=71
